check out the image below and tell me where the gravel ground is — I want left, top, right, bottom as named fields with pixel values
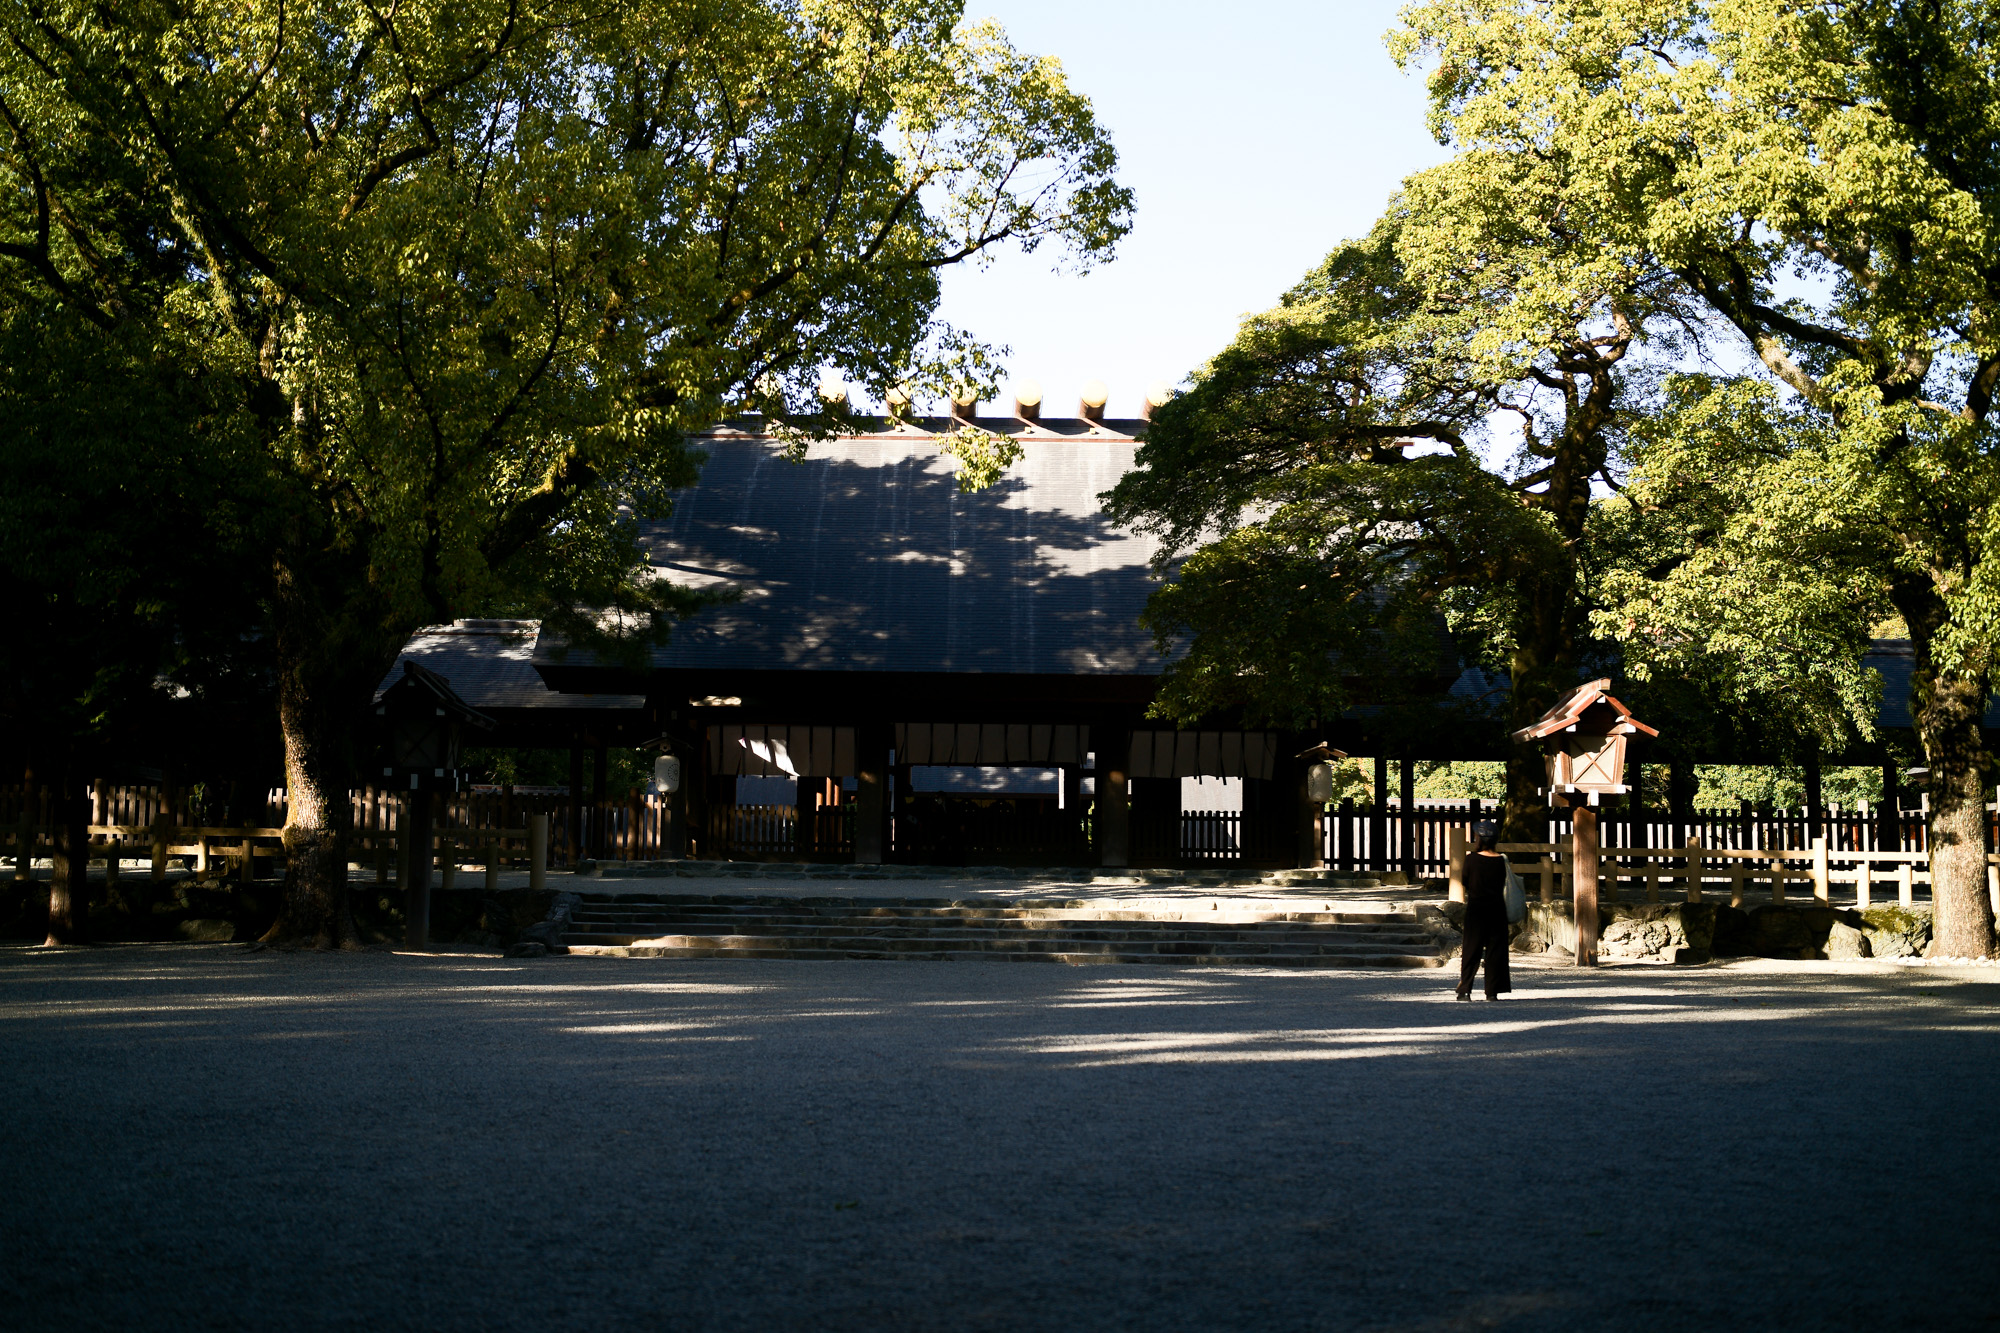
left=1, top=946, right=1995, bottom=1333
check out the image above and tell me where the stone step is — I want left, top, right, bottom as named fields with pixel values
left=562, top=927, right=1439, bottom=950
left=553, top=892, right=1447, bottom=969
left=568, top=942, right=1446, bottom=968
left=564, top=904, right=1432, bottom=924
left=564, top=928, right=1440, bottom=948
left=565, top=904, right=1420, bottom=925
left=568, top=930, right=1439, bottom=955
left=575, top=866, right=1414, bottom=889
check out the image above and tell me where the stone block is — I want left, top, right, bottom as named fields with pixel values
left=1860, top=906, right=1932, bottom=959
left=505, top=941, right=548, bottom=958
left=1413, top=904, right=1463, bottom=961
left=1826, top=921, right=1871, bottom=959
left=1524, top=901, right=1715, bottom=962
left=176, top=918, right=236, bottom=942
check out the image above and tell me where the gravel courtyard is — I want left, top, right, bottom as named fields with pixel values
left=2, top=946, right=1996, bottom=1332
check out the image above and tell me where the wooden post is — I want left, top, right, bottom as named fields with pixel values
left=103, top=839, right=119, bottom=887
left=1897, top=860, right=1914, bottom=908
left=528, top=812, right=548, bottom=891
left=196, top=833, right=210, bottom=875
left=1447, top=826, right=1466, bottom=903
left=854, top=724, right=888, bottom=865
left=567, top=745, right=585, bottom=866
left=792, top=774, right=811, bottom=859
left=151, top=811, right=168, bottom=881
left=1857, top=858, right=1872, bottom=910
left=590, top=744, right=609, bottom=861
left=1812, top=836, right=1830, bottom=904
left=485, top=834, right=500, bottom=893
left=1804, top=753, right=1824, bottom=846
left=1399, top=755, right=1416, bottom=881
left=404, top=792, right=433, bottom=949
left=1771, top=852, right=1786, bottom=905
left=1539, top=856, right=1554, bottom=905
left=1571, top=800, right=1600, bottom=967
left=1730, top=860, right=1745, bottom=908
left=1369, top=754, right=1388, bottom=874
left=1307, top=788, right=1328, bottom=871
left=1881, top=762, right=1899, bottom=853
left=14, top=773, right=36, bottom=882
left=1095, top=721, right=1131, bottom=868
left=1645, top=860, right=1660, bottom=902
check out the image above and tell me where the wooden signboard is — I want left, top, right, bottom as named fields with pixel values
left=1509, top=679, right=1658, bottom=967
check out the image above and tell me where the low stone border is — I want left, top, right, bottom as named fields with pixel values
left=507, top=891, right=578, bottom=958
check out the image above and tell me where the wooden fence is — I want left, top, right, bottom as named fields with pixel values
left=704, top=804, right=854, bottom=860
left=1315, top=801, right=1952, bottom=878
left=1470, top=839, right=2000, bottom=913
left=5, top=781, right=1994, bottom=885
left=0, top=781, right=635, bottom=879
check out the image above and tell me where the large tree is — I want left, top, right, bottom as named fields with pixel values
left=1105, top=153, right=1702, bottom=838
left=0, top=0, right=1130, bottom=944
left=1396, top=0, right=2000, bottom=956
left=0, top=287, right=271, bottom=943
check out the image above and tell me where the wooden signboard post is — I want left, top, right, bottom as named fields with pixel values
left=1510, top=680, right=1658, bottom=968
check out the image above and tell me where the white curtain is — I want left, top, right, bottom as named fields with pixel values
left=893, top=722, right=1089, bottom=766
left=707, top=724, right=858, bottom=777
left=1124, top=730, right=1279, bottom=781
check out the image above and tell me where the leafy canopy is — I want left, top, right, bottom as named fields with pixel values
left=0, top=0, right=1133, bottom=665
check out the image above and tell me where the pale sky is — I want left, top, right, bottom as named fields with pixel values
left=931, top=0, right=1448, bottom=418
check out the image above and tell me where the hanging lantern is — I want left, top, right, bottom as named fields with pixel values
left=1306, top=762, right=1335, bottom=804
left=652, top=754, right=683, bottom=795
left=1295, top=742, right=1347, bottom=804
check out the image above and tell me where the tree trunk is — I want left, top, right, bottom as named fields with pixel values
left=42, top=784, right=89, bottom=946
left=263, top=629, right=364, bottom=949
left=1910, top=667, right=1996, bottom=957
left=1899, top=582, right=1997, bottom=958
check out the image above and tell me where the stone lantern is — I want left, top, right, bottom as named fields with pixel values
left=1509, top=679, right=1658, bottom=965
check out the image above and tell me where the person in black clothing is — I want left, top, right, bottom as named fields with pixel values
left=1456, top=820, right=1513, bottom=1001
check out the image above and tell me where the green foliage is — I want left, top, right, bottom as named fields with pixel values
left=931, top=426, right=1026, bottom=493
left=1383, top=2, right=2000, bottom=952
left=0, top=289, right=270, bottom=763
left=464, top=747, right=651, bottom=792
left=0, top=0, right=1130, bottom=765
left=1412, top=761, right=1507, bottom=802
left=1587, top=374, right=1886, bottom=755
left=1102, top=211, right=1609, bottom=737
left=1395, top=0, right=2000, bottom=893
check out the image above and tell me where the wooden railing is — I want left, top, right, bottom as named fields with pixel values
left=0, top=781, right=665, bottom=873
left=0, top=819, right=547, bottom=889
left=1457, top=837, right=2000, bottom=913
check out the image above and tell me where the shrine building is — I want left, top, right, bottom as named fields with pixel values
left=512, top=390, right=1330, bottom=867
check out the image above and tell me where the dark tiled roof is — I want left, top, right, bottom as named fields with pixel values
left=378, top=621, right=645, bottom=711
left=555, top=422, right=1168, bottom=677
